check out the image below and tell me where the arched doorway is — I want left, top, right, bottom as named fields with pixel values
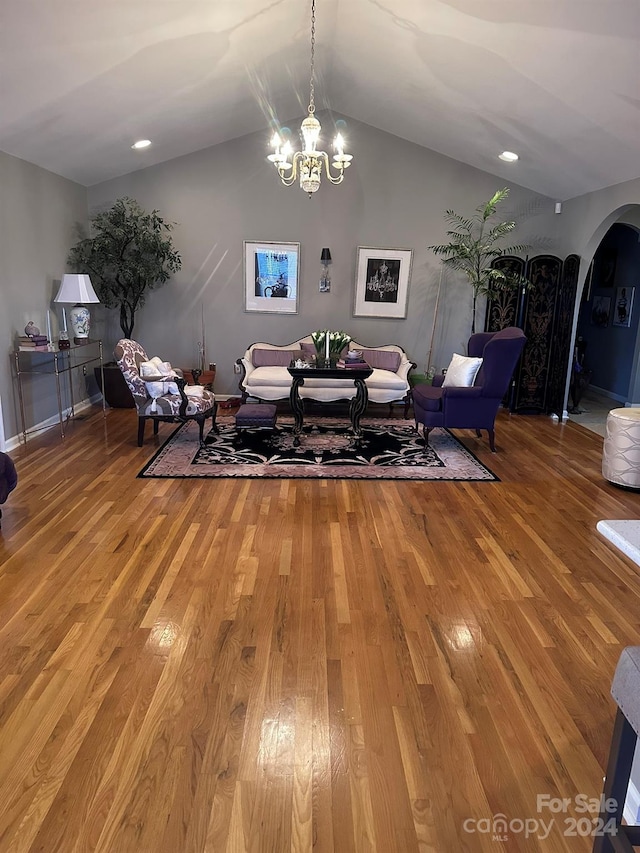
left=567, top=205, right=640, bottom=433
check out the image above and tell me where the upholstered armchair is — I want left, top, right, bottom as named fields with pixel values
left=412, top=327, right=527, bottom=452
left=114, top=339, right=217, bottom=447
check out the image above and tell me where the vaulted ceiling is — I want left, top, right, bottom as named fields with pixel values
left=1, top=0, right=638, bottom=199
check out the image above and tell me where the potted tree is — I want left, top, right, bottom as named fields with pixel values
left=68, top=197, right=182, bottom=407
left=428, top=187, right=529, bottom=334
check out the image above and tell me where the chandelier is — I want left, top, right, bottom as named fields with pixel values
left=268, top=0, right=352, bottom=195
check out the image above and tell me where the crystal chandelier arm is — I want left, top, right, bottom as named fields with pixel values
left=319, top=151, right=345, bottom=185
left=277, top=152, right=303, bottom=187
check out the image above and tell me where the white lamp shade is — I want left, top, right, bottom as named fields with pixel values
left=54, top=274, right=100, bottom=304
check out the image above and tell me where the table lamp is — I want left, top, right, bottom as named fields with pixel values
left=54, top=274, right=100, bottom=343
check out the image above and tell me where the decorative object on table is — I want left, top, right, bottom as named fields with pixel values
left=17, top=333, right=49, bottom=352
left=311, top=329, right=351, bottom=364
left=591, top=295, right=611, bottom=327
left=613, top=286, right=634, bottom=327
left=337, top=350, right=367, bottom=369
left=138, top=417, right=498, bottom=482
left=58, top=330, right=70, bottom=350
left=311, top=329, right=327, bottom=361
left=67, top=197, right=182, bottom=339
left=428, top=187, right=530, bottom=333
left=267, top=0, right=352, bottom=196
left=244, top=241, right=299, bottom=314
left=319, top=248, right=332, bottom=292
left=24, top=322, right=41, bottom=337
left=353, top=247, right=413, bottom=319
left=54, top=274, right=100, bottom=342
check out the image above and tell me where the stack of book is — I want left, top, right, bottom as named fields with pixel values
left=18, top=335, right=50, bottom=352
left=337, top=351, right=368, bottom=369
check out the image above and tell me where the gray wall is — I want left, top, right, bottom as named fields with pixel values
left=87, top=116, right=559, bottom=395
left=0, top=151, right=87, bottom=444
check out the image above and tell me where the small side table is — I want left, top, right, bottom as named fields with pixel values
left=13, top=339, right=106, bottom=443
left=181, top=367, right=216, bottom=391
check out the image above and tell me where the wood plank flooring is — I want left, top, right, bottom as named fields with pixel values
left=1, top=405, right=639, bottom=852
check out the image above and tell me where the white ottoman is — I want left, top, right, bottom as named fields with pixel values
left=602, top=408, right=640, bottom=488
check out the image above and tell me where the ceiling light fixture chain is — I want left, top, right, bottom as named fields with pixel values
left=267, top=0, right=352, bottom=195
left=308, top=0, right=315, bottom=115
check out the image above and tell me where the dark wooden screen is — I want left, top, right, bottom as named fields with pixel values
left=485, top=256, right=526, bottom=332
left=547, top=254, right=581, bottom=418
left=512, top=255, right=563, bottom=413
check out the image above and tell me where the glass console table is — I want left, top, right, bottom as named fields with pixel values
left=13, top=339, right=105, bottom=443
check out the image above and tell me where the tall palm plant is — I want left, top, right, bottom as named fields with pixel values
left=428, top=187, right=529, bottom=333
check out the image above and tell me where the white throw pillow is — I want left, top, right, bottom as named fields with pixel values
left=140, top=357, right=179, bottom=398
left=442, top=353, right=483, bottom=387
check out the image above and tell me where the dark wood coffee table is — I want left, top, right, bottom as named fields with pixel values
left=287, top=363, right=373, bottom=446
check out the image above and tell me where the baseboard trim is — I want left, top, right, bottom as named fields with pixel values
left=4, top=395, right=101, bottom=451
left=588, top=384, right=626, bottom=404
left=5, top=393, right=235, bottom=450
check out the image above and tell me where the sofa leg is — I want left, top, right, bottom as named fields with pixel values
left=137, top=418, right=146, bottom=447
left=475, top=429, right=481, bottom=437
left=488, top=429, right=496, bottom=452
left=424, top=426, right=433, bottom=447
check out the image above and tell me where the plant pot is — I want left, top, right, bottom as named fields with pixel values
left=94, top=362, right=135, bottom=408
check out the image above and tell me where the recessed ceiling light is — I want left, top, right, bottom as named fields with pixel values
left=499, top=150, right=519, bottom=162
left=131, top=139, right=152, bottom=150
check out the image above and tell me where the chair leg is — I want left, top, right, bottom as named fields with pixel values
left=488, top=429, right=496, bottom=452
left=423, top=426, right=433, bottom=447
left=137, top=418, right=146, bottom=447
left=211, top=402, right=219, bottom=434
left=153, top=420, right=159, bottom=435
left=593, top=708, right=637, bottom=853
left=197, top=416, right=206, bottom=447
left=475, top=429, right=482, bottom=437
left=404, top=393, right=411, bottom=419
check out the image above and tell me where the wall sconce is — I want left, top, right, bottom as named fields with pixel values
left=319, top=248, right=332, bottom=293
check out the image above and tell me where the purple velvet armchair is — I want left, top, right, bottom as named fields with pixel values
left=412, top=327, right=527, bottom=452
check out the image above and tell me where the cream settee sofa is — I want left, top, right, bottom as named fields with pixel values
left=236, top=335, right=415, bottom=414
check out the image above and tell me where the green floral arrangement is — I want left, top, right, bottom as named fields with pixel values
left=311, top=329, right=351, bottom=361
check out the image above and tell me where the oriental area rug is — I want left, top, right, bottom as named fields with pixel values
left=138, top=417, right=498, bottom=481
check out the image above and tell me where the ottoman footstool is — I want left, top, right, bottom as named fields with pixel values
left=235, top=403, right=278, bottom=433
left=602, top=408, right=640, bottom=488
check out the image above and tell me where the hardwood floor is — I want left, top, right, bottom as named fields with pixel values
left=1, top=405, right=639, bottom=852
